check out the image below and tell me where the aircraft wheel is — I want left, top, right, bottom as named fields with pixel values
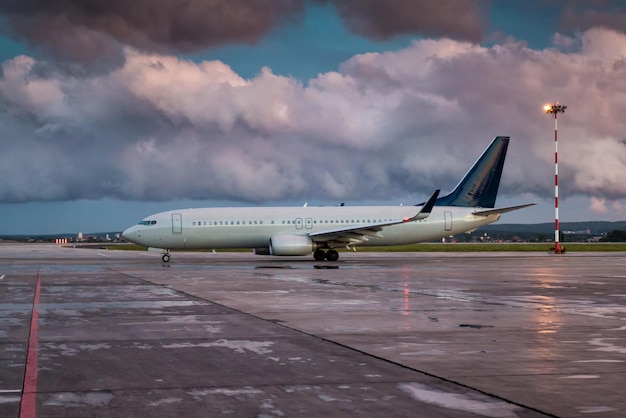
left=313, top=249, right=326, bottom=261
left=162, top=254, right=171, bottom=263
left=326, top=249, right=339, bottom=261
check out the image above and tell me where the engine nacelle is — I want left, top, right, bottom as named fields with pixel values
left=269, top=234, right=315, bottom=256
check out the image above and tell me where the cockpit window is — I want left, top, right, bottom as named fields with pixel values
left=138, top=220, right=157, bottom=226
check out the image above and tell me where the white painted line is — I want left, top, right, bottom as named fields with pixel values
left=0, top=389, right=21, bottom=393
left=0, top=275, right=5, bottom=280
left=96, top=253, right=111, bottom=258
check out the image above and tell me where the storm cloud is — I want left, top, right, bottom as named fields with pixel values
left=560, top=0, right=626, bottom=34
left=0, top=0, right=306, bottom=66
left=0, top=0, right=490, bottom=67
left=326, top=0, right=485, bottom=42
left=4, top=0, right=626, bottom=71
left=2, top=28, right=626, bottom=211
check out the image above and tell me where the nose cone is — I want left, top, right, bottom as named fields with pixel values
left=122, top=225, right=139, bottom=243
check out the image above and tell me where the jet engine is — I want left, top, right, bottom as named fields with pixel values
left=269, top=234, right=315, bottom=256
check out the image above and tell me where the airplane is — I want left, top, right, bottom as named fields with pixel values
left=122, top=136, right=534, bottom=262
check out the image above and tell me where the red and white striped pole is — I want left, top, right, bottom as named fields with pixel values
left=544, top=102, right=567, bottom=254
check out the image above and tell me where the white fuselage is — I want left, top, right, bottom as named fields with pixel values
left=122, top=205, right=500, bottom=251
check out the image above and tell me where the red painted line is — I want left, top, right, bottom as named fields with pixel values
left=20, top=272, right=41, bottom=418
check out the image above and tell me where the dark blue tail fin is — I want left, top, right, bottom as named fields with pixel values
left=433, top=136, right=509, bottom=208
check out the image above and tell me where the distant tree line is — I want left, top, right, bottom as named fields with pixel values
left=600, top=230, right=626, bottom=242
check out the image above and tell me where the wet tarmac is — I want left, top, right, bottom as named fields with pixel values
left=1, top=243, right=625, bottom=417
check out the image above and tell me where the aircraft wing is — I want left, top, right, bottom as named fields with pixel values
left=309, top=190, right=440, bottom=245
left=472, top=203, right=536, bottom=217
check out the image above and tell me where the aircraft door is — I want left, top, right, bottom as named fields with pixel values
left=172, top=213, right=183, bottom=234
left=305, top=218, right=313, bottom=229
left=295, top=218, right=303, bottom=230
left=444, top=211, right=453, bottom=231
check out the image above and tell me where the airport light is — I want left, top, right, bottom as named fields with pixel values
left=544, top=102, right=567, bottom=254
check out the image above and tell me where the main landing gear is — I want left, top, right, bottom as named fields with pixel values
left=313, top=248, right=339, bottom=261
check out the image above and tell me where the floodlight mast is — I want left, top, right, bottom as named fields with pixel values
left=544, top=102, right=567, bottom=254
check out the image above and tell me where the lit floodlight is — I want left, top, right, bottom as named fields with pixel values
left=544, top=102, right=567, bottom=115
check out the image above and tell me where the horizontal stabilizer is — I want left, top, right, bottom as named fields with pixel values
left=472, top=203, right=536, bottom=217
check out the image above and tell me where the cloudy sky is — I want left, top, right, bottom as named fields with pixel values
left=1, top=0, right=626, bottom=235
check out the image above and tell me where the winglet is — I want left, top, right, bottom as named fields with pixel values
left=405, top=189, right=440, bottom=222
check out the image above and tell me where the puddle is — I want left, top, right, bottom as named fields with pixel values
left=162, top=339, right=275, bottom=355
left=398, top=382, right=521, bottom=418
left=43, top=392, right=114, bottom=408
